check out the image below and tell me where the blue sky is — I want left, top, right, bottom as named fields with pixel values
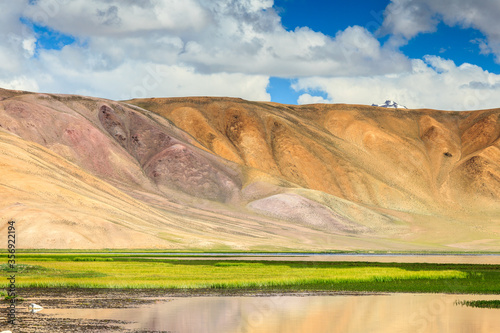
left=2, top=0, right=500, bottom=110
left=20, top=17, right=76, bottom=54
left=268, top=0, right=391, bottom=104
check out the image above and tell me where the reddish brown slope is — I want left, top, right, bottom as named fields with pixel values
left=0, top=91, right=243, bottom=203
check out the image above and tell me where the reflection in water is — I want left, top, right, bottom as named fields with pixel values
left=43, top=294, right=500, bottom=332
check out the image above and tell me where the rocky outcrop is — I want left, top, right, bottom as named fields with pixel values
left=372, top=100, right=408, bottom=109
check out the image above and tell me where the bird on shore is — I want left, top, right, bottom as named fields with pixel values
left=28, top=303, right=43, bottom=313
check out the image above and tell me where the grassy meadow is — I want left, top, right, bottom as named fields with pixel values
left=0, top=253, right=499, bottom=293
left=456, top=300, right=500, bottom=309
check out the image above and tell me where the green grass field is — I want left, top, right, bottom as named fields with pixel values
left=455, top=300, right=500, bottom=309
left=1, top=254, right=499, bottom=293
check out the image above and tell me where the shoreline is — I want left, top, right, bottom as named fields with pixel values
left=15, top=286, right=500, bottom=299
left=16, top=287, right=388, bottom=304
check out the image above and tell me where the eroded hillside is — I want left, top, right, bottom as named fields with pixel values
left=129, top=98, right=500, bottom=214
left=0, top=88, right=498, bottom=250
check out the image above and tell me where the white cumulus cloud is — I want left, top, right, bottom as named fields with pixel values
left=294, top=56, right=500, bottom=111
left=380, top=0, right=500, bottom=62
left=297, top=94, right=331, bottom=105
left=0, top=0, right=499, bottom=111
left=0, top=0, right=412, bottom=102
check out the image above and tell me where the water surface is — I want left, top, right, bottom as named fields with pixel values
left=42, top=293, right=500, bottom=332
left=57, top=252, right=500, bottom=264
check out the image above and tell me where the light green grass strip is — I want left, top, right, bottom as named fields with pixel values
left=2, top=261, right=467, bottom=289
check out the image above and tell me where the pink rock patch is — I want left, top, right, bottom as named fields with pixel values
left=145, top=144, right=240, bottom=202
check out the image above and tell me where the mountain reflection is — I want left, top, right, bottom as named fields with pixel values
left=43, top=294, right=500, bottom=332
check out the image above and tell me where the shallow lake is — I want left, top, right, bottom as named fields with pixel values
left=62, top=253, right=500, bottom=264
left=41, top=293, right=500, bottom=332
left=146, top=254, right=500, bottom=265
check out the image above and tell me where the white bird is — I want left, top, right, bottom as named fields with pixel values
left=1, top=330, right=13, bottom=333
left=28, top=303, right=43, bottom=313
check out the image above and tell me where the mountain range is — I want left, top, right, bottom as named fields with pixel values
left=0, top=88, right=499, bottom=250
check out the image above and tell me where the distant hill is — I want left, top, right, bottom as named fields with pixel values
left=0, top=88, right=498, bottom=250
